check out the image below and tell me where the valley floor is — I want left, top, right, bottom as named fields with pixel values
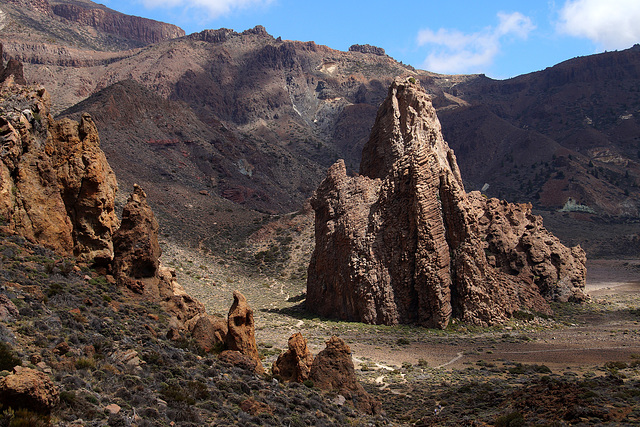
left=166, top=241, right=640, bottom=425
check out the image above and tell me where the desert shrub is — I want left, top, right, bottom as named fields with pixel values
left=508, top=363, right=550, bottom=375
left=59, top=260, right=75, bottom=275
left=604, top=361, right=628, bottom=370
left=187, top=380, right=210, bottom=400
left=75, top=357, right=96, bottom=370
left=46, top=283, right=65, bottom=297
left=88, top=276, right=108, bottom=287
left=160, top=382, right=195, bottom=405
left=303, top=379, right=314, bottom=388
left=396, top=338, right=411, bottom=346
left=1, top=407, right=50, bottom=427
left=496, top=411, right=525, bottom=427
left=512, top=310, right=534, bottom=321
left=0, top=342, right=21, bottom=371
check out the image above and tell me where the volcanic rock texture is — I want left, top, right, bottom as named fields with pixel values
left=307, top=78, right=587, bottom=328
left=0, top=79, right=118, bottom=262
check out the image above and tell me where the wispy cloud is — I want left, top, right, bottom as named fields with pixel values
left=417, top=12, right=535, bottom=74
left=557, top=0, right=640, bottom=50
left=139, top=0, right=274, bottom=19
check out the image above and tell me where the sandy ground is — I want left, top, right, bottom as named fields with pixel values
left=167, top=238, right=640, bottom=375
left=360, top=259, right=640, bottom=372
left=345, top=259, right=640, bottom=372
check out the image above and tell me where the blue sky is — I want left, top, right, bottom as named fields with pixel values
left=101, top=0, right=640, bottom=79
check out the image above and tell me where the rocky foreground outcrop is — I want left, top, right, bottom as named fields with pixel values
left=307, top=78, right=587, bottom=328
left=0, top=55, right=267, bottom=370
left=0, top=66, right=118, bottom=263
left=0, top=367, right=59, bottom=414
left=272, top=333, right=380, bottom=415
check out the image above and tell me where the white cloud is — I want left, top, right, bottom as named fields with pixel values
left=417, top=12, right=535, bottom=74
left=139, top=0, right=274, bottom=19
left=558, top=0, right=640, bottom=50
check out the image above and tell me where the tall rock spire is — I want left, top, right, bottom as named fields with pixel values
left=307, top=77, right=586, bottom=328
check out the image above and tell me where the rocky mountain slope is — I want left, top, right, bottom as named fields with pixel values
left=439, top=46, right=640, bottom=217
left=1, top=0, right=183, bottom=50
left=1, top=0, right=637, bottom=258
left=0, top=63, right=386, bottom=424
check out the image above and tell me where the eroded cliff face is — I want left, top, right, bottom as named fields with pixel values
left=51, top=2, right=185, bottom=45
left=0, top=79, right=118, bottom=262
left=307, top=78, right=587, bottom=328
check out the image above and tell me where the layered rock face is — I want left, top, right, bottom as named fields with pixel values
left=307, top=78, right=587, bottom=328
left=51, top=2, right=185, bottom=45
left=0, top=76, right=118, bottom=262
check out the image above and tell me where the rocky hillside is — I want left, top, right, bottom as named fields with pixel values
left=0, top=63, right=386, bottom=425
left=0, top=231, right=386, bottom=425
left=1, top=3, right=638, bottom=257
left=1, top=0, right=183, bottom=50
left=439, top=45, right=640, bottom=217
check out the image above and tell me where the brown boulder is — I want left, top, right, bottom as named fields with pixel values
left=0, top=44, right=27, bottom=86
left=185, top=313, right=227, bottom=353
left=218, top=350, right=259, bottom=372
left=158, top=267, right=206, bottom=322
left=112, top=184, right=161, bottom=289
left=272, top=332, right=314, bottom=383
left=0, top=367, right=59, bottom=414
left=0, top=294, right=19, bottom=321
left=307, top=77, right=586, bottom=328
left=225, top=291, right=264, bottom=374
left=309, top=336, right=380, bottom=415
left=0, top=59, right=26, bottom=86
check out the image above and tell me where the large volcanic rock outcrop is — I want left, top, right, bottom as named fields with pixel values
left=0, top=70, right=118, bottom=263
left=307, top=78, right=587, bottom=328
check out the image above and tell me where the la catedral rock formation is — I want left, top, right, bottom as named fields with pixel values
left=307, top=78, right=587, bottom=328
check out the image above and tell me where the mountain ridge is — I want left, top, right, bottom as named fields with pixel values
left=2, top=1, right=638, bottom=257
